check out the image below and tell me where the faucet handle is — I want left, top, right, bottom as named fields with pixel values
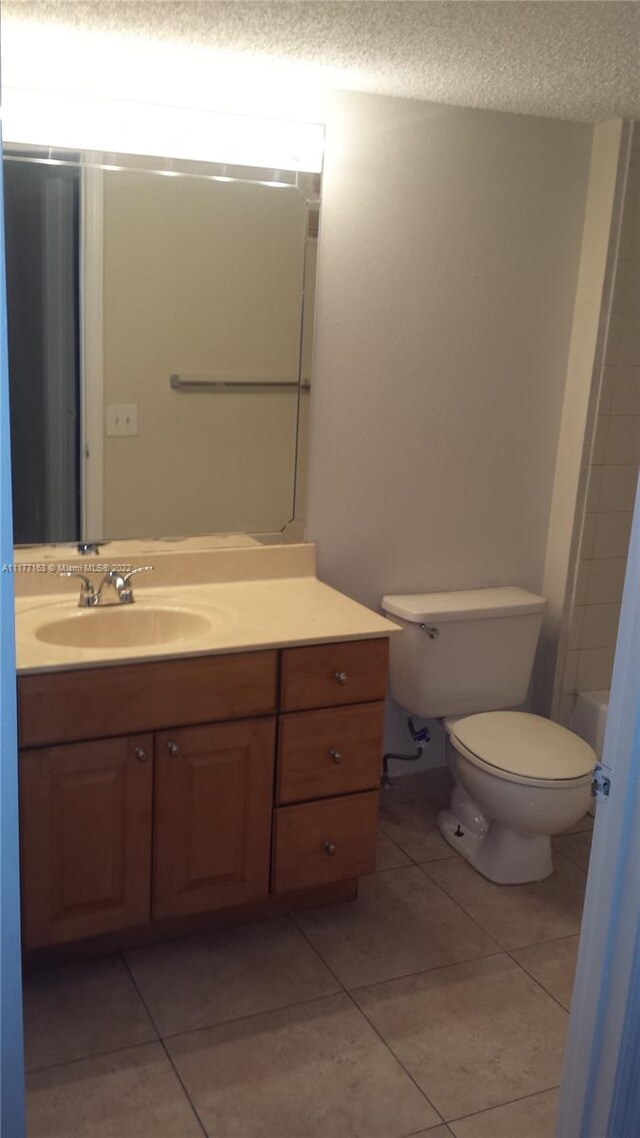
left=119, top=565, right=154, bottom=603
left=121, top=565, right=154, bottom=585
left=58, top=567, right=100, bottom=607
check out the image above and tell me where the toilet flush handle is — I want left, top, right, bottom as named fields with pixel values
left=419, top=624, right=439, bottom=639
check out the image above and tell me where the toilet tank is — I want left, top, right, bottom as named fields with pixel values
left=381, top=587, right=546, bottom=718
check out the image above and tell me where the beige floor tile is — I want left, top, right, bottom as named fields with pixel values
left=553, top=831, right=593, bottom=870
left=379, top=800, right=457, bottom=863
left=125, top=917, right=339, bottom=1036
left=407, top=1129, right=454, bottom=1137
left=449, top=1088, right=559, bottom=1137
left=410, top=1129, right=454, bottom=1137
left=511, top=936, right=580, bottom=1011
left=26, top=1042, right=203, bottom=1138
left=377, top=830, right=412, bottom=870
left=295, top=865, right=499, bottom=989
left=167, top=992, right=440, bottom=1138
left=23, top=955, right=157, bottom=1072
left=424, top=852, right=586, bottom=949
left=354, top=955, right=567, bottom=1122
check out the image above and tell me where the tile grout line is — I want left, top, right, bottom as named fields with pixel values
left=444, top=1082, right=562, bottom=1126
left=292, top=916, right=446, bottom=1131
left=158, top=987, right=356, bottom=1045
left=371, top=858, right=457, bottom=882
left=158, top=1038, right=210, bottom=1138
left=416, top=860, right=585, bottom=954
left=26, top=984, right=362, bottom=1075
left=548, top=848, right=589, bottom=878
left=550, top=847, right=591, bottom=872
left=119, top=950, right=164, bottom=1037
left=378, top=825, right=456, bottom=861
left=504, top=948, right=573, bottom=1016
left=415, top=861, right=500, bottom=941
left=406, top=859, right=509, bottom=951
left=344, top=946, right=508, bottom=998
left=25, top=1036, right=162, bottom=1079
left=345, top=989, right=447, bottom=1129
left=511, top=930, right=583, bottom=951
left=397, top=1125, right=454, bottom=1138
left=375, top=841, right=509, bottom=957
left=120, top=951, right=209, bottom=1138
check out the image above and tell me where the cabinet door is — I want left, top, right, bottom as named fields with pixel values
left=20, top=735, right=153, bottom=950
left=154, top=717, right=276, bottom=920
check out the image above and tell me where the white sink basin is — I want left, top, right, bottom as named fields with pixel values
left=36, top=605, right=215, bottom=650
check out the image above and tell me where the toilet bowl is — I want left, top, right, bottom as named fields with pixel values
left=440, top=711, right=594, bottom=883
left=381, top=587, right=597, bottom=886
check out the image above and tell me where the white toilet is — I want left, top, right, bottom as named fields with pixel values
left=381, top=586, right=596, bottom=884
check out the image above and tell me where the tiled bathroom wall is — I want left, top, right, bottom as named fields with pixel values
left=561, top=125, right=640, bottom=714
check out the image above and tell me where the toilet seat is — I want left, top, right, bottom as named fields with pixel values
left=448, top=711, right=596, bottom=788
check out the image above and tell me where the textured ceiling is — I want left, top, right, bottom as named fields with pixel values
left=4, top=1, right=640, bottom=122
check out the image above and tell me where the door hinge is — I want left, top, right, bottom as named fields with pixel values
left=592, top=762, right=611, bottom=800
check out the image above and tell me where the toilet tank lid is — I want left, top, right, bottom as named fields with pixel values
left=381, top=586, right=546, bottom=624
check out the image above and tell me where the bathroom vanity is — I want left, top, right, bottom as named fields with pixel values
left=15, top=544, right=398, bottom=956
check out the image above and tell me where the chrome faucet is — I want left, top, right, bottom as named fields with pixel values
left=97, top=567, right=154, bottom=606
left=59, top=566, right=154, bottom=608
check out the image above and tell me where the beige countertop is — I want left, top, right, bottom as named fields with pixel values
left=15, top=573, right=400, bottom=675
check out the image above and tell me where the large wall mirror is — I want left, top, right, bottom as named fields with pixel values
left=4, top=144, right=320, bottom=546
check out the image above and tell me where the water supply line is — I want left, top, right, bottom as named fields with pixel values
left=381, top=716, right=430, bottom=787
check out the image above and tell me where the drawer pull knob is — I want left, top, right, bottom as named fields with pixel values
left=323, top=840, right=337, bottom=856
left=334, top=671, right=348, bottom=685
left=134, top=746, right=147, bottom=763
left=329, top=749, right=343, bottom=764
left=167, top=741, right=180, bottom=757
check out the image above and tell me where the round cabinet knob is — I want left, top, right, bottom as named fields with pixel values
left=323, top=840, right=337, bottom=856
left=334, top=671, right=348, bottom=685
left=134, top=746, right=147, bottom=763
left=167, top=741, right=180, bottom=757
left=329, top=749, right=343, bottom=764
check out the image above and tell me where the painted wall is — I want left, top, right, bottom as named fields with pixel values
left=101, top=170, right=306, bottom=538
left=307, top=91, right=592, bottom=753
left=558, top=123, right=640, bottom=715
left=539, top=121, right=625, bottom=719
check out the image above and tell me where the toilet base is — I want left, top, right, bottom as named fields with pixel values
left=438, top=809, right=554, bottom=885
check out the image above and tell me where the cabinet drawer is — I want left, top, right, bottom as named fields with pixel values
left=276, top=702, right=384, bottom=804
left=19, top=650, right=277, bottom=747
left=280, top=639, right=388, bottom=712
left=272, top=790, right=378, bottom=894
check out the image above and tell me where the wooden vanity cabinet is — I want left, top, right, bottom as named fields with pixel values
left=18, top=638, right=388, bottom=953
